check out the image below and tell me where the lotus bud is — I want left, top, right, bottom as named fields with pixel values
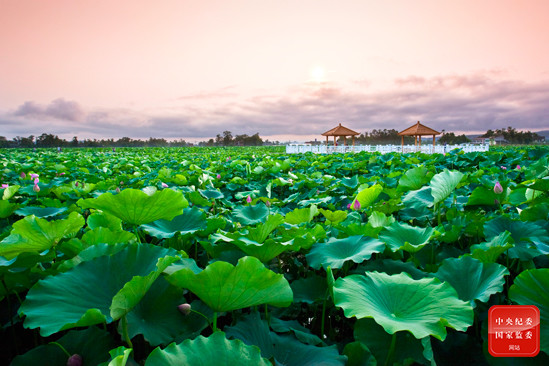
left=246, top=196, right=252, bottom=203
left=115, top=187, right=120, bottom=193
left=33, top=184, right=40, bottom=193
left=75, top=181, right=79, bottom=187
left=1, top=184, right=8, bottom=189
left=20, top=172, right=26, bottom=179
left=500, top=166, right=507, bottom=170
left=34, top=178, right=39, bottom=185
left=353, top=200, right=361, bottom=210
left=66, top=354, right=82, bottom=366
left=494, top=181, right=503, bottom=194
left=60, top=172, right=65, bottom=175
left=216, top=174, right=221, bottom=179
left=494, top=199, right=500, bottom=205
left=178, top=303, right=191, bottom=315
left=347, top=203, right=351, bottom=210
left=516, top=165, right=521, bottom=170
left=161, top=182, right=168, bottom=188
left=266, top=200, right=271, bottom=207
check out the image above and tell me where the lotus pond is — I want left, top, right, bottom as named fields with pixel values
left=1, top=146, right=549, bottom=365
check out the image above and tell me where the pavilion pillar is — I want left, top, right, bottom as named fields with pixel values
left=432, top=135, right=435, bottom=148
left=326, top=136, right=328, bottom=145
left=343, top=136, right=347, bottom=146
left=401, top=136, right=403, bottom=151
left=352, top=136, right=355, bottom=146
left=334, top=136, right=336, bottom=146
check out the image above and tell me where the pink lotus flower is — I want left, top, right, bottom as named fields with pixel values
left=494, top=181, right=503, bottom=194
left=516, top=165, right=521, bottom=170
left=216, top=174, right=221, bottom=179
left=31, top=173, right=39, bottom=179
left=161, top=182, right=168, bottom=188
left=59, top=172, right=65, bottom=175
left=1, top=184, right=8, bottom=189
left=33, top=178, right=39, bottom=185
left=33, top=184, right=40, bottom=193
left=246, top=196, right=252, bottom=203
left=353, top=200, right=361, bottom=210
left=347, top=203, right=351, bottom=209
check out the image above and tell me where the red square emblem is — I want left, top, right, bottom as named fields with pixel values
left=488, top=305, right=540, bottom=357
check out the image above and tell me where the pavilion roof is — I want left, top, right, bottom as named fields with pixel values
left=398, top=121, right=440, bottom=136
left=322, top=123, right=360, bottom=136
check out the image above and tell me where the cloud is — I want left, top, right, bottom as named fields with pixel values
left=1, top=73, right=548, bottom=141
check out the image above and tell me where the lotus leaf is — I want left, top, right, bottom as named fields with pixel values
left=0, top=212, right=85, bottom=259
left=333, top=271, right=473, bottom=340
left=509, top=268, right=549, bottom=354
left=429, top=170, right=464, bottom=205
left=19, top=244, right=180, bottom=336
left=285, top=205, right=319, bottom=224
left=145, top=332, right=271, bottom=366
left=141, top=207, right=207, bottom=239
left=78, top=188, right=188, bottom=225
left=379, top=221, right=434, bottom=253
left=166, top=256, right=292, bottom=312
left=351, top=184, right=383, bottom=209
left=232, top=203, right=269, bottom=225
left=306, top=235, right=385, bottom=270
left=434, top=256, right=509, bottom=306
left=14, top=206, right=68, bottom=218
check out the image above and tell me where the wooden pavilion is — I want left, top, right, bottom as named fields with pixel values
left=322, top=123, right=360, bottom=146
left=398, top=121, right=440, bottom=150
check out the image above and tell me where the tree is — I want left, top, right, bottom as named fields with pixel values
left=222, top=131, right=233, bottom=146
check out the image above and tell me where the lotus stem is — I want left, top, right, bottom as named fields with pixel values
left=121, top=315, right=133, bottom=348
left=320, top=293, right=328, bottom=339
left=264, top=304, right=270, bottom=326
left=213, top=312, right=218, bottom=332
left=384, top=332, right=397, bottom=366
left=50, top=341, right=71, bottom=358
left=133, top=227, right=141, bottom=244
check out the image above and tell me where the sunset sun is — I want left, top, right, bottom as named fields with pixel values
left=310, top=66, right=326, bottom=82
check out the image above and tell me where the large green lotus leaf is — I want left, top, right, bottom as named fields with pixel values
left=333, top=271, right=473, bottom=340
left=484, top=216, right=549, bottom=259
left=87, top=211, right=123, bottom=231
left=232, top=237, right=296, bottom=263
left=429, top=170, right=464, bottom=205
left=470, top=231, right=514, bottom=263
left=367, top=210, right=395, bottom=228
left=269, top=317, right=323, bottom=346
left=14, top=206, right=68, bottom=218
left=354, top=317, right=432, bottom=366
left=0, top=212, right=85, bottom=259
left=141, top=207, right=207, bottom=239
left=57, top=242, right=130, bottom=272
left=343, top=341, right=376, bottom=366
left=82, top=227, right=136, bottom=246
left=232, top=203, right=269, bottom=225
left=225, top=312, right=346, bottom=366
left=98, top=346, right=133, bottom=366
left=379, top=221, right=434, bottom=253
left=397, top=166, right=432, bottom=192
left=434, top=256, right=509, bottom=306
left=341, top=175, right=359, bottom=189
left=245, top=213, right=284, bottom=243
left=19, top=244, right=180, bottom=336
left=78, top=188, right=188, bottom=225
left=145, top=332, right=271, bottom=366
left=285, top=205, right=319, bottom=225
left=527, top=177, right=549, bottom=191
left=353, top=258, right=427, bottom=280
left=319, top=208, right=347, bottom=225
left=0, top=199, right=17, bottom=218
left=11, top=326, right=115, bottom=366
left=126, top=277, right=210, bottom=346
left=199, top=188, right=225, bottom=199
left=509, top=269, right=549, bottom=355
left=467, top=186, right=499, bottom=206
left=352, top=184, right=383, bottom=209
left=306, top=235, right=385, bottom=270
left=2, top=184, right=19, bottom=200
left=166, top=256, right=293, bottom=312
left=520, top=201, right=549, bottom=222
left=401, top=186, right=434, bottom=209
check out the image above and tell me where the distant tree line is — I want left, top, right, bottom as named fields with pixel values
left=0, top=131, right=273, bottom=148
left=438, top=131, right=470, bottom=144
left=479, top=126, right=544, bottom=144
left=352, top=129, right=414, bottom=145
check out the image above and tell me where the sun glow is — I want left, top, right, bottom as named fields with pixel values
left=310, top=66, right=326, bottom=82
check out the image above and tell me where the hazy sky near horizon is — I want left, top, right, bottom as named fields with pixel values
left=1, top=0, right=548, bottom=142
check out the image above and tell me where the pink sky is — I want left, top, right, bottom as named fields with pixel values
left=1, top=0, right=548, bottom=142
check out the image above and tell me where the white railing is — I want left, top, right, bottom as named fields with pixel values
left=285, top=144, right=490, bottom=154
